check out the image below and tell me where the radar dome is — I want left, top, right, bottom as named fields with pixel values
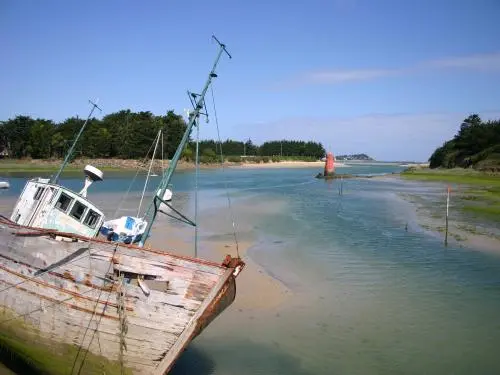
left=84, top=165, right=104, bottom=181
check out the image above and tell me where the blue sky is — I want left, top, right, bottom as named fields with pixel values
left=1, top=0, right=499, bottom=161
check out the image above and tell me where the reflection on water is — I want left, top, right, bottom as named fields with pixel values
left=2, top=165, right=500, bottom=374
left=171, top=340, right=313, bottom=375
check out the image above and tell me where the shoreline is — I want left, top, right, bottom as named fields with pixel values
left=0, top=158, right=430, bottom=174
left=0, top=158, right=336, bottom=173
left=392, top=172, right=500, bottom=255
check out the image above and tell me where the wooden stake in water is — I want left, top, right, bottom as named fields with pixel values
left=445, top=186, right=450, bottom=246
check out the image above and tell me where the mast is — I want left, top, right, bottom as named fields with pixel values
left=51, top=99, right=102, bottom=183
left=138, top=36, right=231, bottom=248
left=137, top=129, right=162, bottom=217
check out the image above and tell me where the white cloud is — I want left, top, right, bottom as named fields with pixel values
left=283, top=52, right=500, bottom=87
left=426, top=52, right=500, bottom=70
left=304, top=68, right=402, bottom=84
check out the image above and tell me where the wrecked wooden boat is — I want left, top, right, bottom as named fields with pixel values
left=0, top=36, right=244, bottom=374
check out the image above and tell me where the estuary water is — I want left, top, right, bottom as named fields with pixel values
left=1, top=164, right=500, bottom=375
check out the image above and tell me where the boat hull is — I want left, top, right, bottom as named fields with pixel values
left=0, top=218, right=243, bottom=374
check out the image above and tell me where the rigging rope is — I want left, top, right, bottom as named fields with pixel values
left=210, top=84, right=240, bottom=258
left=117, top=272, right=128, bottom=375
left=0, top=223, right=112, bottom=331
left=0, top=274, right=114, bottom=327
left=137, top=129, right=161, bottom=217
left=0, top=226, right=102, bottom=295
left=70, top=244, right=119, bottom=375
left=113, top=130, right=160, bottom=218
left=0, top=242, right=122, bottom=375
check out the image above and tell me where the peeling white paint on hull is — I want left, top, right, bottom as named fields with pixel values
left=0, top=219, right=244, bottom=374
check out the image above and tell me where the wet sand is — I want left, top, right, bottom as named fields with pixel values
left=109, top=191, right=292, bottom=312
left=384, top=176, right=500, bottom=255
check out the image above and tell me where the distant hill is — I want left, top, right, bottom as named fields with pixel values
left=335, top=153, right=374, bottom=161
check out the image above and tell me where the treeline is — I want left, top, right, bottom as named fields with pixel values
left=429, top=114, right=500, bottom=171
left=0, top=112, right=325, bottom=162
left=0, top=111, right=186, bottom=160
left=190, top=139, right=325, bottom=163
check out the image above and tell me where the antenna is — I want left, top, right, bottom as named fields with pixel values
left=212, top=35, right=232, bottom=59
left=51, top=99, right=102, bottom=183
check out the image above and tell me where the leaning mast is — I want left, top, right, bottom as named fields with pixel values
left=138, top=36, right=231, bottom=248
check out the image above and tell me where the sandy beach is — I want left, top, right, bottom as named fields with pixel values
left=0, top=158, right=347, bottom=172
left=233, top=160, right=346, bottom=169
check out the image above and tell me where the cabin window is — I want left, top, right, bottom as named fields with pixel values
left=34, top=187, right=45, bottom=200
left=70, top=201, right=87, bottom=221
left=55, top=193, right=73, bottom=212
left=83, top=209, right=101, bottom=229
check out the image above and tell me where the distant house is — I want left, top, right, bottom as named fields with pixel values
left=0, top=149, right=9, bottom=158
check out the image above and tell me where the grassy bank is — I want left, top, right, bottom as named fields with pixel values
left=401, top=168, right=500, bottom=219
left=0, top=159, right=131, bottom=173
left=401, top=167, right=500, bottom=186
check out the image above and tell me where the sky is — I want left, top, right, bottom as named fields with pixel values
left=1, top=0, right=499, bottom=161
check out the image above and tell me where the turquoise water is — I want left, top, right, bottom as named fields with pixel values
left=2, top=165, right=500, bottom=374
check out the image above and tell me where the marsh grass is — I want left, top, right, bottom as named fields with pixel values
left=402, top=168, right=500, bottom=222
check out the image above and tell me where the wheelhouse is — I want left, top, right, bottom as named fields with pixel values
left=10, top=178, right=104, bottom=238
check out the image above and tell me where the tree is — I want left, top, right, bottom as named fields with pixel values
left=30, top=119, right=55, bottom=158
left=428, top=114, right=500, bottom=170
left=163, top=111, right=187, bottom=159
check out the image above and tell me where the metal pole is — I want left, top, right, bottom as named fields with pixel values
left=194, top=120, right=200, bottom=257
left=51, top=99, right=101, bottom=183
left=445, top=186, right=450, bottom=246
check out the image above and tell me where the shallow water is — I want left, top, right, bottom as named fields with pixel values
left=1, top=165, right=500, bottom=374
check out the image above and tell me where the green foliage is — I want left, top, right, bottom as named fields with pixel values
left=401, top=168, right=500, bottom=223
left=226, top=155, right=242, bottom=163
left=429, top=115, right=500, bottom=170
left=182, top=145, right=194, bottom=161
left=200, top=148, right=217, bottom=163
left=258, top=140, right=325, bottom=158
left=0, top=113, right=326, bottom=163
left=0, top=110, right=186, bottom=160
left=2, top=116, right=36, bottom=158
left=402, top=169, right=500, bottom=187
left=29, top=119, right=55, bottom=158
